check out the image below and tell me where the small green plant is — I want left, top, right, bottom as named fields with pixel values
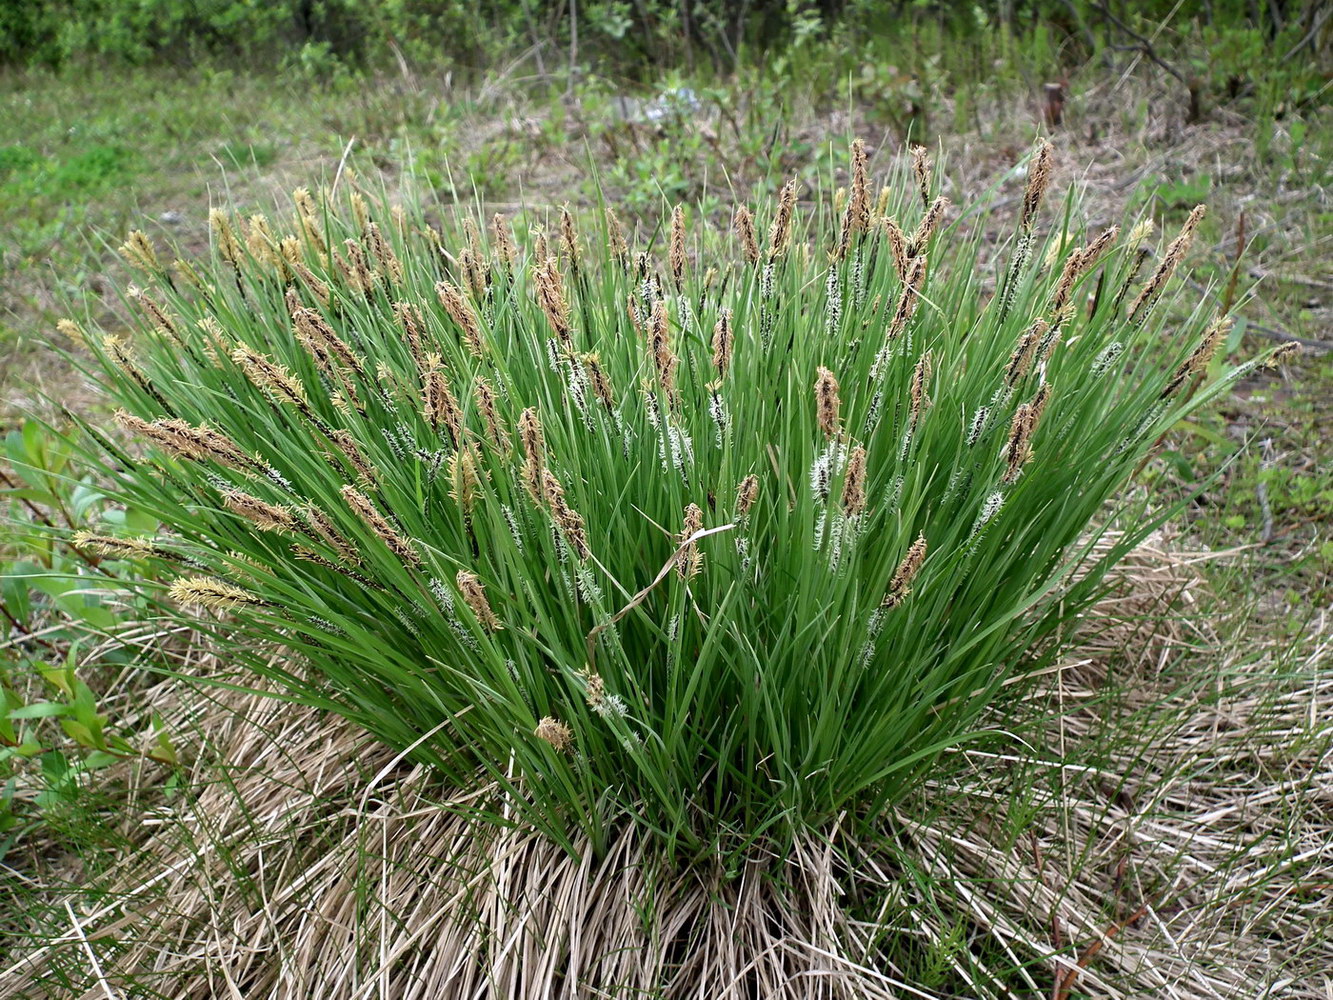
left=1, top=420, right=178, bottom=856
left=68, top=139, right=1289, bottom=863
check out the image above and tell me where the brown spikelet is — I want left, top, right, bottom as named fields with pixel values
left=908, top=196, right=949, bottom=257
left=329, top=383, right=366, bottom=419
left=1002, top=386, right=1051, bottom=483
left=298, top=504, right=361, bottom=565
left=118, top=230, right=160, bottom=273
left=1163, top=317, right=1228, bottom=398
left=534, top=716, right=573, bottom=752
left=100, top=333, right=131, bottom=366
left=541, top=469, right=590, bottom=560
left=1036, top=321, right=1064, bottom=366
left=884, top=218, right=910, bottom=280
left=459, top=246, right=489, bottom=301
left=463, top=216, right=485, bottom=266
left=422, top=355, right=463, bottom=447
left=535, top=256, right=574, bottom=349
left=1049, top=248, right=1085, bottom=315
left=669, top=204, right=687, bottom=289
left=531, top=227, right=549, bottom=264
left=329, top=429, right=377, bottom=483
left=128, top=287, right=179, bottom=338
left=650, top=299, right=679, bottom=405
left=1005, top=320, right=1046, bottom=386
left=768, top=178, right=799, bottom=261
left=292, top=546, right=375, bottom=588
left=605, top=206, right=629, bottom=269
left=911, top=145, right=933, bottom=208
left=102, top=334, right=169, bottom=408
left=289, top=257, right=331, bottom=305
left=57, top=318, right=86, bottom=344
left=837, top=139, right=871, bottom=260
left=349, top=190, right=370, bottom=234
left=677, top=503, right=705, bottom=580
left=492, top=213, right=518, bottom=273
left=456, top=570, right=502, bottom=631
left=882, top=534, right=928, bottom=609
left=115, top=411, right=260, bottom=475
left=850, top=138, right=872, bottom=235
left=1266, top=342, right=1300, bottom=368
left=887, top=256, right=928, bottom=340
left=366, top=223, right=403, bottom=284
left=736, top=474, right=759, bottom=519
left=231, top=343, right=311, bottom=415
left=340, top=485, right=420, bottom=565
left=1020, top=139, right=1054, bottom=232
left=448, top=445, right=486, bottom=515
left=222, top=488, right=299, bottom=535
left=1050, top=226, right=1118, bottom=314
left=245, top=215, right=278, bottom=269
left=1002, top=404, right=1034, bottom=483
left=519, top=408, right=546, bottom=497
left=1111, top=245, right=1154, bottom=316
left=1128, top=205, right=1206, bottom=323
left=841, top=445, right=867, bottom=517
left=170, top=576, right=267, bottom=611
left=209, top=209, right=242, bottom=266
left=393, top=301, right=429, bottom=369
left=734, top=205, right=760, bottom=265
left=73, top=531, right=171, bottom=561
left=627, top=292, right=644, bottom=336
left=711, top=309, right=734, bottom=378
left=436, top=281, right=487, bottom=358
left=292, top=187, right=326, bottom=256
left=909, top=352, right=932, bottom=427
left=1029, top=381, right=1053, bottom=423
left=815, top=366, right=841, bottom=439
left=338, top=238, right=376, bottom=295
left=1080, top=225, right=1119, bottom=269
left=293, top=307, right=365, bottom=377
left=278, top=234, right=304, bottom=272
left=559, top=204, right=581, bottom=272
left=582, top=353, right=616, bottom=412
left=473, top=376, right=507, bottom=449
left=581, top=668, right=606, bottom=711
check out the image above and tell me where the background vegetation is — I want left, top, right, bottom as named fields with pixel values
left=2, top=1, right=1329, bottom=79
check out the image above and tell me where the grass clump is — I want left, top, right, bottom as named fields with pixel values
left=63, top=139, right=1290, bottom=862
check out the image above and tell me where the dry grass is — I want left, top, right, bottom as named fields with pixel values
left=2, top=535, right=1329, bottom=999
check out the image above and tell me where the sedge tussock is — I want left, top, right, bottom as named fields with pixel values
left=73, top=138, right=1297, bottom=872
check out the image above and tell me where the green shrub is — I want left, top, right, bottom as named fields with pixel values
left=66, top=140, right=1287, bottom=860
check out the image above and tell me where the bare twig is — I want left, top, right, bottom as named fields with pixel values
left=1090, top=2, right=1187, bottom=83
